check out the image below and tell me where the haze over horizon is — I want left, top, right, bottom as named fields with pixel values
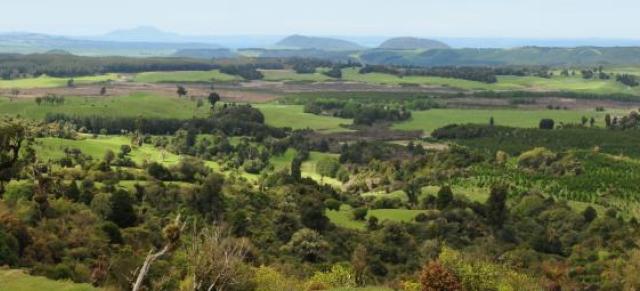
left=2, top=0, right=639, bottom=39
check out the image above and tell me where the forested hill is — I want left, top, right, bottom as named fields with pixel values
left=378, top=37, right=450, bottom=50
left=360, top=46, right=640, bottom=66
left=276, top=35, right=365, bottom=51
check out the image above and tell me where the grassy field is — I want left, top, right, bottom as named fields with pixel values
left=0, top=269, right=99, bottom=291
left=0, top=93, right=210, bottom=120
left=255, top=104, right=352, bottom=133
left=133, top=70, right=239, bottom=83
left=36, top=136, right=181, bottom=166
left=0, top=74, right=121, bottom=89
left=327, top=205, right=424, bottom=230
left=261, top=69, right=334, bottom=82
left=392, top=108, right=624, bottom=134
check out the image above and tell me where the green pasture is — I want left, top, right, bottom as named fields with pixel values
left=392, top=108, right=625, bottom=134
left=0, top=74, right=120, bottom=89
left=0, top=93, right=210, bottom=120
left=133, top=70, right=239, bottom=83
left=327, top=204, right=424, bottom=230
left=0, top=269, right=99, bottom=291
left=254, top=104, right=352, bottom=133
left=261, top=69, right=334, bottom=82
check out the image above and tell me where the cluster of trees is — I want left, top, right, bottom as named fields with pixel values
left=34, top=94, right=65, bottom=105
left=358, top=65, right=556, bottom=84
left=219, top=65, right=264, bottom=80
left=303, top=100, right=412, bottom=125
left=44, top=104, right=285, bottom=138
left=616, top=74, right=639, bottom=87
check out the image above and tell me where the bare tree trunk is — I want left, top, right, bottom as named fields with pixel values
left=131, top=214, right=184, bottom=291
left=131, top=246, right=170, bottom=291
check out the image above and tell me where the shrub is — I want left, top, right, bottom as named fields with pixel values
left=539, top=119, right=555, bottom=130
left=352, top=207, right=369, bottom=221
left=420, top=260, right=462, bottom=291
left=306, top=264, right=356, bottom=290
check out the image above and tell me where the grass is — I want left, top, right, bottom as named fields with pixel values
left=133, top=70, right=239, bottom=83
left=0, top=93, right=210, bottom=120
left=269, top=149, right=343, bottom=187
left=392, top=108, right=625, bottom=134
left=327, top=205, right=425, bottom=230
left=255, top=104, right=352, bottom=133
left=0, top=269, right=99, bottom=291
left=35, top=135, right=181, bottom=167
left=261, top=69, right=334, bottom=82
left=0, top=74, right=120, bottom=89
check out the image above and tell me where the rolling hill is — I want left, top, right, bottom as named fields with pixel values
left=379, top=37, right=450, bottom=50
left=276, top=35, right=364, bottom=51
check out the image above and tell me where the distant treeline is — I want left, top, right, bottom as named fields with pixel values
left=359, top=65, right=554, bottom=83
left=45, top=104, right=287, bottom=138
left=0, top=53, right=219, bottom=79
left=471, top=90, right=640, bottom=102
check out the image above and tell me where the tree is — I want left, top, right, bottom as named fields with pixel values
left=9, top=89, right=19, bottom=102
left=605, top=114, right=612, bottom=128
left=352, top=207, right=368, bottom=221
left=539, top=118, right=555, bottom=130
left=132, top=215, right=185, bottom=291
left=67, top=78, right=75, bottom=88
left=420, top=261, right=462, bottom=291
left=581, top=116, right=588, bottom=126
left=352, top=244, right=368, bottom=286
left=436, top=186, right=453, bottom=209
left=108, top=190, right=137, bottom=228
left=0, top=120, right=27, bottom=195
left=183, top=226, right=249, bottom=291
left=404, top=180, right=421, bottom=207
left=177, top=85, right=188, bottom=97
left=486, top=185, right=508, bottom=228
left=103, top=150, right=115, bottom=166
left=64, top=180, right=80, bottom=202
left=190, top=173, right=225, bottom=221
left=283, top=228, right=329, bottom=262
left=489, top=116, right=494, bottom=126
left=291, top=157, right=302, bottom=180
left=207, top=92, right=221, bottom=110
left=590, top=117, right=595, bottom=127
left=583, top=206, right=597, bottom=223
left=100, top=86, right=107, bottom=96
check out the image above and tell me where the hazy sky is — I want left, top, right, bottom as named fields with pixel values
left=2, top=0, right=638, bottom=38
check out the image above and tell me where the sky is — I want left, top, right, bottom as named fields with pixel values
left=2, top=0, right=639, bottom=38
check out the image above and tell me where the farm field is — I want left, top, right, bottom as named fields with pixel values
left=0, top=93, right=210, bottom=120
left=391, top=108, right=625, bottom=133
left=0, top=74, right=121, bottom=89
left=254, top=104, right=353, bottom=133
left=0, top=269, right=99, bottom=291
left=133, top=70, right=240, bottom=83
left=261, top=69, right=334, bottom=82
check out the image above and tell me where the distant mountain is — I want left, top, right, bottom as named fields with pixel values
left=99, top=26, right=188, bottom=43
left=0, top=32, right=223, bottom=57
left=379, top=37, right=450, bottom=50
left=276, top=35, right=364, bottom=51
left=360, top=46, right=640, bottom=67
left=172, top=48, right=236, bottom=59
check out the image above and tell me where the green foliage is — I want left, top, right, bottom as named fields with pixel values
left=352, top=207, right=369, bottom=221
left=306, top=264, right=356, bottom=290
left=108, top=190, right=136, bottom=228
left=282, top=228, right=329, bottom=262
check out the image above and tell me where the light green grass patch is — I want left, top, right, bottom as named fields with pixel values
left=261, top=69, right=334, bottom=82
left=327, top=205, right=424, bottom=230
left=255, top=104, right=352, bottom=133
left=35, top=136, right=181, bottom=167
left=133, top=70, right=239, bottom=83
left=392, top=108, right=625, bottom=134
left=0, top=269, right=99, bottom=291
left=0, top=93, right=210, bottom=120
left=0, top=74, right=120, bottom=89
